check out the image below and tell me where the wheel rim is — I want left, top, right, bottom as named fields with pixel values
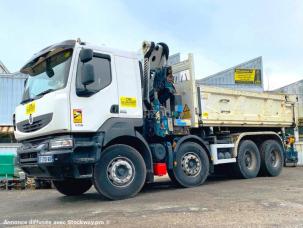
left=244, top=150, right=256, bottom=170
left=107, top=157, right=135, bottom=187
left=270, top=150, right=280, bottom=167
left=181, top=152, right=201, bottom=177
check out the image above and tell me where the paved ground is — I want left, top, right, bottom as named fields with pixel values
left=1, top=167, right=303, bottom=227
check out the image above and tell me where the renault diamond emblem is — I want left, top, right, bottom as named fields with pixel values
left=28, top=114, right=34, bottom=125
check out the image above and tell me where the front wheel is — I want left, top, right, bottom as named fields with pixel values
left=168, top=142, right=209, bottom=187
left=52, top=179, right=92, bottom=196
left=93, top=144, right=146, bottom=200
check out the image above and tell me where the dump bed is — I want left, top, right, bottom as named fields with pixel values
left=172, top=54, right=297, bottom=128
left=197, top=85, right=296, bottom=127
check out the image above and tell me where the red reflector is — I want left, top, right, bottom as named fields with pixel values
left=153, top=163, right=167, bottom=176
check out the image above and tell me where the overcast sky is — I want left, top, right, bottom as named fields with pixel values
left=0, top=0, right=302, bottom=90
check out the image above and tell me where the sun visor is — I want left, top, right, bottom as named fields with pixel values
left=20, top=40, right=76, bottom=74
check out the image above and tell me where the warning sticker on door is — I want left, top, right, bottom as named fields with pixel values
left=73, top=109, right=82, bottom=123
left=120, top=96, right=137, bottom=108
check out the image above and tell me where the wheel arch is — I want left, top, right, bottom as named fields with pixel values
left=174, top=135, right=211, bottom=160
left=99, top=118, right=143, bottom=145
left=232, top=131, right=284, bottom=157
left=104, top=132, right=154, bottom=183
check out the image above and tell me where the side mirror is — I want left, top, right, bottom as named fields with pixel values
left=82, top=63, right=95, bottom=86
left=80, top=49, right=93, bottom=63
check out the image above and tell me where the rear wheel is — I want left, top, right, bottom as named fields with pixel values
left=93, top=144, right=146, bottom=200
left=168, top=142, right=209, bottom=187
left=259, top=139, right=283, bottom=176
left=52, top=179, right=92, bottom=196
left=35, top=179, right=41, bottom=189
left=234, top=140, right=260, bottom=179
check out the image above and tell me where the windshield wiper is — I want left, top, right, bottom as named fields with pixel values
left=21, top=89, right=56, bottom=104
left=21, top=98, right=35, bottom=105
left=34, top=89, right=56, bottom=98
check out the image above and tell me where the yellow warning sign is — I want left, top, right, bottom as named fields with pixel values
left=202, top=112, right=209, bottom=118
left=234, top=69, right=255, bottom=84
left=25, top=102, right=36, bottom=115
left=120, top=96, right=137, bottom=108
left=73, top=109, right=82, bottom=123
left=234, top=69, right=261, bottom=84
left=182, top=104, right=191, bottom=119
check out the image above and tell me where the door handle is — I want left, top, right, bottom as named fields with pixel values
left=219, top=99, right=230, bottom=103
left=110, top=105, right=119, bottom=113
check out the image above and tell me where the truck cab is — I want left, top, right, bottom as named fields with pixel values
left=15, top=40, right=150, bottom=199
left=15, top=40, right=143, bottom=140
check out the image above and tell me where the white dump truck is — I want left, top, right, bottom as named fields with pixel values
left=14, top=40, right=297, bottom=200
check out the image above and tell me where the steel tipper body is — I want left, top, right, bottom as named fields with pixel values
left=14, top=39, right=297, bottom=200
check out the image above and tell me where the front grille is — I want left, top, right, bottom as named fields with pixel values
left=20, top=151, right=38, bottom=164
left=18, top=138, right=49, bottom=165
left=22, top=119, right=43, bottom=132
left=16, top=113, right=53, bottom=133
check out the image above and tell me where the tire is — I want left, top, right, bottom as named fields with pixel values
left=259, top=139, right=284, bottom=177
left=52, top=179, right=92, bottom=196
left=168, top=169, right=179, bottom=185
left=234, top=140, right=261, bottom=179
left=35, top=179, right=41, bottom=189
left=168, top=142, right=209, bottom=187
left=93, top=144, right=146, bottom=200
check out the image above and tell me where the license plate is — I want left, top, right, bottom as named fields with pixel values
left=38, top=155, right=54, bottom=163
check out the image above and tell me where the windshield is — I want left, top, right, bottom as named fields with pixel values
left=21, top=49, right=73, bottom=103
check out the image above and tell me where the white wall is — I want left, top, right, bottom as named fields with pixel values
left=0, top=143, right=20, bottom=155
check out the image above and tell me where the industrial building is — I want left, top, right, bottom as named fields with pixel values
left=274, top=80, right=303, bottom=126
left=197, top=57, right=264, bottom=92
left=0, top=62, right=26, bottom=152
left=274, top=80, right=303, bottom=165
left=0, top=61, right=9, bottom=74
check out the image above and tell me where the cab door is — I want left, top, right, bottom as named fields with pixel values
left=115, top=55, right=143, bottom=119
left=70, top=48, right=119, bottom=132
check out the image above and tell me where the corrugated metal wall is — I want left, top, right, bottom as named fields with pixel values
left=0, top=67, right=6, bottom=74
left=197, top=57, right=264, bottom=92
left=275, top=80, right=303, bottom=97
left=0, top=73, right=26, bottom=125
left=274, top=80, right=303, bottom=125
left=0, top=60, right=10, bottom=74
left=0, top=143, right=20, bottom=155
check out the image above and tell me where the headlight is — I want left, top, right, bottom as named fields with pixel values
left=49, top=137, right=73, bottom=149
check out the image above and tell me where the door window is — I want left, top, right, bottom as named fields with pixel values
left=76, top=53, right=112, bottom=95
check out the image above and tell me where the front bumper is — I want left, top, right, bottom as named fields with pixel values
left=17, top=134, right=103, bottom=180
